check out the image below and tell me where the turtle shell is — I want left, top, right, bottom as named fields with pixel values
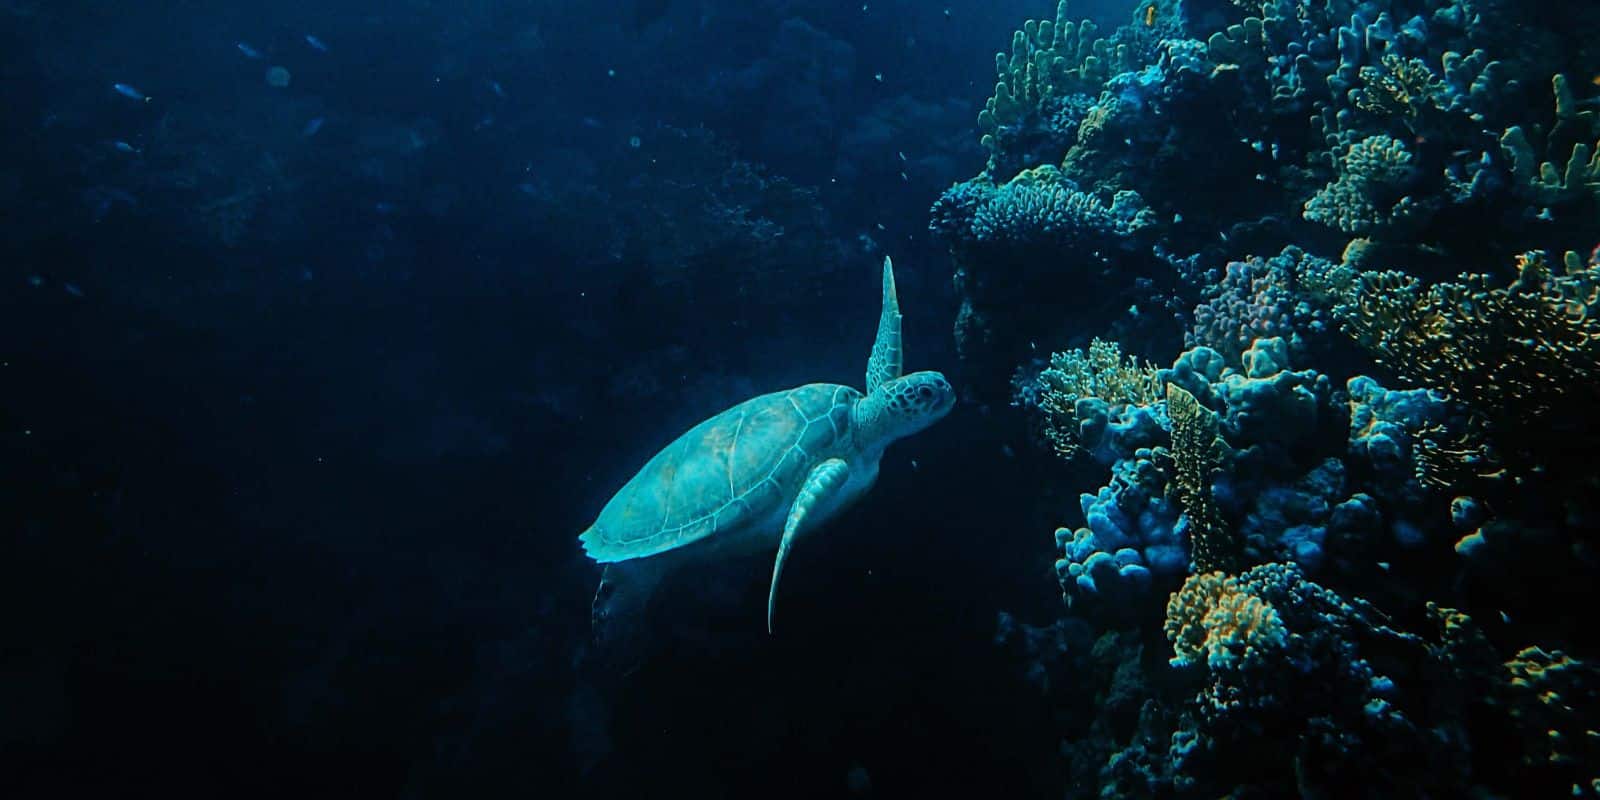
left=579, top=383, right=859, bottom=563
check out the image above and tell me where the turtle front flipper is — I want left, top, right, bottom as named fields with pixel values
left=865, top=256, right=902, bottom=394
left=769, top=458, right=851, bottom=634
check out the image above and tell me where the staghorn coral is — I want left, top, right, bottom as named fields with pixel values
left=1167, top=382, right=1240, bottom=574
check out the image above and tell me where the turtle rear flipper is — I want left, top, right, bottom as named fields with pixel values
left=586, top=560, right=665, bottom=677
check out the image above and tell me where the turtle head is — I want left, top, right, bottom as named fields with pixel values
left=860, top=370, right=955, bottom=445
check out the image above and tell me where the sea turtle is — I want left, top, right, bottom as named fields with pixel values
left=578, top=255, right=954, bottom=646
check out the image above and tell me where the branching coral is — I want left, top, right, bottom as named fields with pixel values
left=1338, top=250, right=1600, bottom=475
left=1303, top=133, right=1423, bottom=236
left=1499, top=646, right=1600, bottom=785
left=1429, top=603, right=1600, bottom=795
left=1188, top=246, right=1341, bottom=366
left=977, top=0, right=1135, bottom=166
left=1036, top=338, right=1162, bottom=459
left=1500, top=74, right=1600, bottom=209
left=968, top=165, right=1155, bottom=247
left=1165, top=571, right=1286, bottom=670
left=1353, top=54, right=1448, bottom=132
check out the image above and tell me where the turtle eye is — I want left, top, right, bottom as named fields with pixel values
left=917, top=387, right=933, bottom=400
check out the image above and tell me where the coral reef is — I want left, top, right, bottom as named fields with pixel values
left=1033, top=338, right=1162, bottom=460
left=1339, top=250, right=1600, bottom=483
left=956, top=1, right=1600, bottom=795
left=1164, top=382, right=1236, bottom=573
left=1163, top=571, right=1285, bottom=669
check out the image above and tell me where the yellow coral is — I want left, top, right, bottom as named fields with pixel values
left=1341, top=252, right=1600, bottom=427
left=1165, top=571, right=1286, bottom=669
left=1354, top=54, right=1446, bottom=130
left=1166, top=383, right=1239, bottom=573
left=1036, top=338, right=1161, bottom=459
left=978, top=0, right=1134, bottom=153
left=1500, top=647, right=1600, bottom=780
left=1499, top=74, right=1600, bottom=208
left=1339, top=250, right=1600, bottom=483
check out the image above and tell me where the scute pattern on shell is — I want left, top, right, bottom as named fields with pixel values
left=579, top=383, right=858, bottom=562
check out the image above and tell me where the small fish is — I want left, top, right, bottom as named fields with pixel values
left=236, top=42, right=263, bottom=59
left=1144, top=4, right=1157, bottom=26
left=1001, top=444, right=1015, bottom=459
left=63, top=282, right=84, bottom=297
left=909, top=459, right=919, bottom=471
left=113, top=140, right=140, bottom=154
left=874, top=72, right=883, bottom=82
left=112, top=83, right=150, bottom=102
left=474, top=115, right=495, bottom=131
left=302, top=116, right=325, bottom=137
left=489, top=80, right=506, bottom=98
left=305, top=34, right=329, bottom=52
left=1499, top=610, right=1512, bottom=624
left=1376, top=561, right=1391, bottom=571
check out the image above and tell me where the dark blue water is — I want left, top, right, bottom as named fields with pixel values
left=6, top=1, right=1599, bottom=797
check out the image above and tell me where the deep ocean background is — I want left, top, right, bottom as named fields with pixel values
left=2, top=1, right=1137, bottom=796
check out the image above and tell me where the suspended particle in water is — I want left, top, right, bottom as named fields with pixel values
left=112, top=83, right=151, bottom=102
left=265, top=66, right=292, bottom=88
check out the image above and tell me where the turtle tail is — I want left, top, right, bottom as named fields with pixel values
left=585, top=560, right=664, bottom=677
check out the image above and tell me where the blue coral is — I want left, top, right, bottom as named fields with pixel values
left=1215, top=337, right=1332, bottom=446
left=1056, top=453, right=1186, bottom=601
left=1074, top=396, right=1167, bottom=466
left=969, top=165, right=1153, bottom=248
left=1239, top=459, right=1348, bottom=573
left=1345, top=374, right=1455, bottom=534
left=1055, top=341, right=1460, bottom=593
